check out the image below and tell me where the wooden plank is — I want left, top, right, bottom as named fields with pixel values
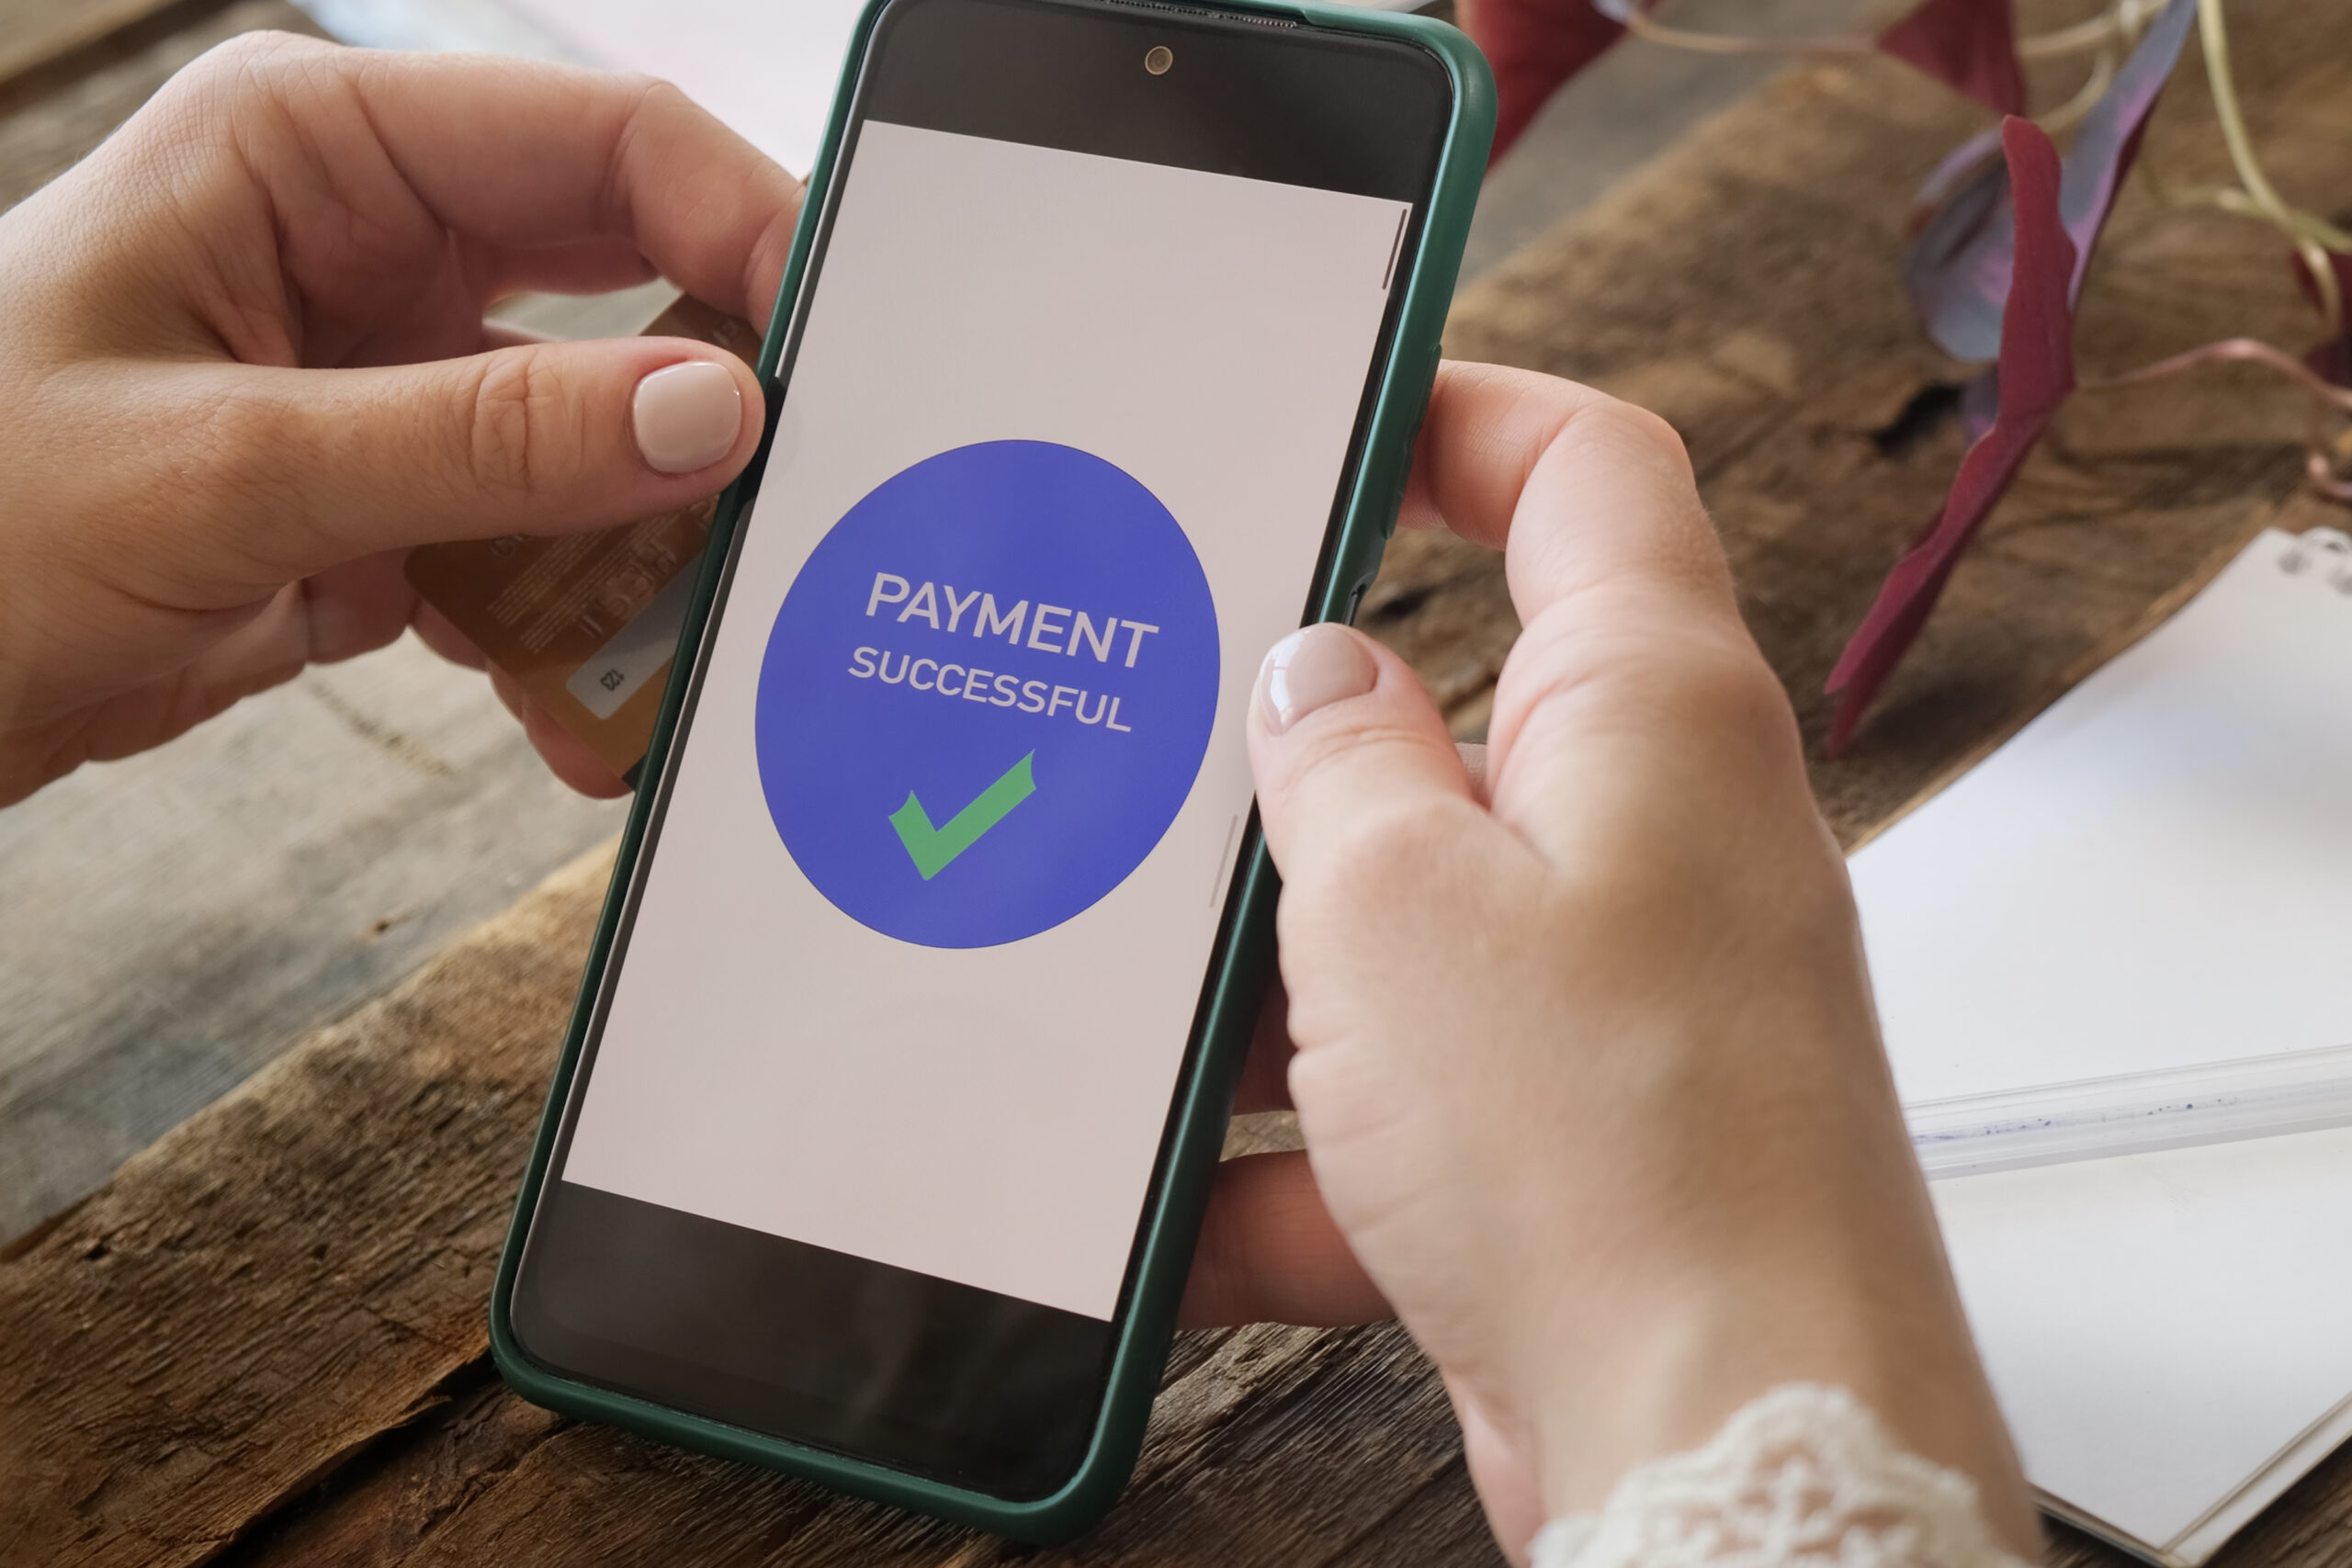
left=0, top=846, right=609, bottom=1568
left=0, top=627, right=629, bottom=1247
left=0, top=0, right=208, bottom=98
left=0, top=1, right=297, bottom=197
left=5, top=3, right=2350, bottom=1566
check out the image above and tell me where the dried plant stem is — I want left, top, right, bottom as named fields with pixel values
left=2087, top=337, right=2352, bottom=411
left=2084, top=336, right=2352, bottom=502
left=2038, top=47, right=2118, bottom=135
left=1619, top=10, right=1868, bottom=56
left=2018, top=0, right=2165, bottom=61
left=1624, top=0, right=2142, bottom=135
left=1625, top=0, right=2145, bottom=65
left=2196, top=0, right=2342, bottom=333
left=2197, top=0, right=2288, bottom=216
left=2171, top=186, right=2351, bottom=246
left=2155, top=186, right=2352, bottom=252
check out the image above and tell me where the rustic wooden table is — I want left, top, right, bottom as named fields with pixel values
left=5, top=1, right=2350, bottom=1564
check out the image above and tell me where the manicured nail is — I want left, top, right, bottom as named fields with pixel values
left=1257, top=625, right=1376, bottom=733
left=632, top=360, right=742, bottom=474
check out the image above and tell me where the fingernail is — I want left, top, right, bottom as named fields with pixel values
left=632, top=360, right=742, bottom=474
left=1257, top=625, right=1376, bottom=734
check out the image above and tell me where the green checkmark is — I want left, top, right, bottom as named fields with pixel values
left=888, top=751, right=1037, bottom=880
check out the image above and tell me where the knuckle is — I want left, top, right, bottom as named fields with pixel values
left=184, top=29, right=291, bottom=79
left=175, top=29, right=317, bottom=104
left=1680, top=642, right=1801, bottom=750
left=191, top=390, right=283, bottom=502
left=173, top=382, right=273, bottom=499
left=135, top=32, right=338, bottom=174
left=1678, top=660, right=1804, bottom=782
left=628, top=73, right=692, bottom=111
left=1276, top=705, right=1411, bottom=784
left=1305, top=795, right=1470, bottom=913
left=604, top=73, right=690, bottom=181
left=463, top=349, right=570, bottom=501
left=1501, top=612, right=1797, bottom=774
left=75, top=383, right=308, bottom=589
left=1576, top=396, right=1692, bottom=476
left=1622, top=402, right=1692, bottom=470
left=1674, top=639, right=1798, bottom=737
left=1554, top=398, right=1705, bottom=521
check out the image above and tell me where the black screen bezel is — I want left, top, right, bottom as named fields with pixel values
left=511, top=0, right=1453, bottom=1504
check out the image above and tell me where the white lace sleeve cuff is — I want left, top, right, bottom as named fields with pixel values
left=1527, top=1384, right=2034, bottom=1568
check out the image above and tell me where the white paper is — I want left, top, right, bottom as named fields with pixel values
left=1856, top=528, right=2352, bottom=1557
left=1933, top=1126, right=2352, bottom=1557
left=1852, top=530, right=2352, bottom=1107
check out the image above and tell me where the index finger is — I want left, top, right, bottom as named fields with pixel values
left=232, top=36, right=803, bottom=327
left=1396, top=362, right=1736, bottom=630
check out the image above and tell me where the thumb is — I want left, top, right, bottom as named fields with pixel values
left=159, top=336, right=763, bottom=590
left=1246, top=623, right=1477, bottom=890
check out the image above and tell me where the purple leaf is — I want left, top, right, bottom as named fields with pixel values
left=1908, top=125, right=2005, bottom=231
left=1905, top=0, right=2196, bottom=362
left=1878, top=0, right=2027, bottom=116
left=1906, top=144, right=2018, bottom=361
left=1828, top=118, right=2077, bottom=752
left=1959, top=363, right=2002, bottom=443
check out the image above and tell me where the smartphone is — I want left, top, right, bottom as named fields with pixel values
left=491, top=0, right=1490, bottom=1539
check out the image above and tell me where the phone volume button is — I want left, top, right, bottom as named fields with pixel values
left=1380, top=357, right=1442, bottom=539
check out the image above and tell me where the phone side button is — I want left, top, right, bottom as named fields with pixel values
left=1379, top=407, right=1432, bottom=536
left=1383, top=352, right=1443, bottom=538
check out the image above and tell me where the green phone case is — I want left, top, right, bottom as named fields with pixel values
left=489, top=0, right=1494, bottom=1540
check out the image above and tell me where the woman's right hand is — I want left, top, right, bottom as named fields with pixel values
left=1191, top=363, right=2036, bottom=1561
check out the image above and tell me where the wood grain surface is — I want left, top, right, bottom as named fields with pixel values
left=0, top=1, right=311, bottom=208
left=5, top=0, right=2351, bottom=1564
left=0, top=0, right=199, bottom=100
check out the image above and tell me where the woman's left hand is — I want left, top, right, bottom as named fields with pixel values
left=0, top=33, right=801, bottom=805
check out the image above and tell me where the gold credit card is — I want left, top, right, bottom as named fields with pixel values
left=405, top=296, right=761, bottom=783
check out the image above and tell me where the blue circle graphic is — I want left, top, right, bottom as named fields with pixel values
left=756, top=440, right=1220, bottom=948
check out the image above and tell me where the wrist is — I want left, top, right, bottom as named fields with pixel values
left=1510, top=1233, right=2040, bottom=1557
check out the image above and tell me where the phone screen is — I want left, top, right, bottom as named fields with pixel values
left=512, top=0, right=1450, bottom=1499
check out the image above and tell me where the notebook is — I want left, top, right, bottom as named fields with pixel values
left=1848, top=525, right=2352, bottom=1565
